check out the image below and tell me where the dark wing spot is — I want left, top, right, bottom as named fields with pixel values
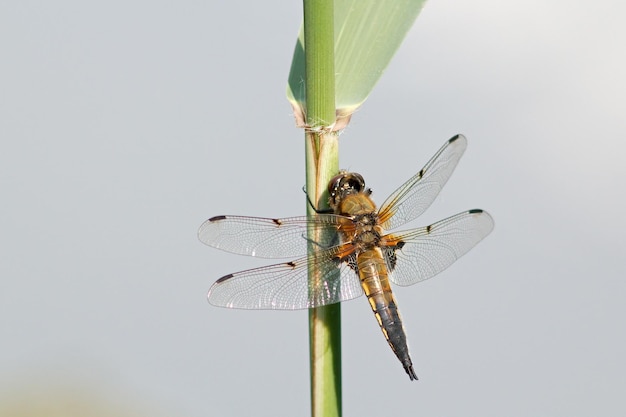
left=286, top=261, right=297, bottom=269
left=449, top=134, right=461, bottom=143
left=384, top=247, right=398, bottom=271
left=396, top=241, right=405, bottom=250
left=342, top=254, right=359, bottom=274
left=209, top=215, right=227, bottom=222
left=215, top=273, right=234, bottom=283
left=417, top=169, right=424, bottom=178
left=426, top=225, right=432, bottom=233
left=468, top=208, right=483, bottom=214
left=272, top=218, right=283, bottom=226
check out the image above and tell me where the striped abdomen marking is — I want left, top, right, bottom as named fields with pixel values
left=357, top=247, right=418, bottom=381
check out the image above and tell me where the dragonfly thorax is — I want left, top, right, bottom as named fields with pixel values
left=334, top=192, right=377, bottom=217
left=349, top=212, right=384, bottom=251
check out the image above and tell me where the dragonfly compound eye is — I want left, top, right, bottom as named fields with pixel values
left=328, top=172, right=365, bottom=196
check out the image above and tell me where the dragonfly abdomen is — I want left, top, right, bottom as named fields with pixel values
left=357, top=248, right=418, bottom=381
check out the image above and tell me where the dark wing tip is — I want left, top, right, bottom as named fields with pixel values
left=449, top=133, right=465, bottom=143
left=208, top=215, right=227, bottom=222
left=215, top=273, right=235, bottom=283
left=468, top=208, right=484, bottom=214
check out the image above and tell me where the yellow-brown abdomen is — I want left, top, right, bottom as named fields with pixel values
left=357, top=247, right=417, bottom=380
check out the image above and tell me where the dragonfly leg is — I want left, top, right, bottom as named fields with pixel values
left=302, top=186, right=333, bottom=214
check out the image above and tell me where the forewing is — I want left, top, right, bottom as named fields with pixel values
left=383, top=209, right=494, bottom=286
left=207, top=243, right=364, bottom=309
left=378, top=134, right=468, bottom=230
left=198, top=214, right=345, bottom=259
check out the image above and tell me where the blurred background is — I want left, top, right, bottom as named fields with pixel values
left=1, top=1, right=625, bottom=416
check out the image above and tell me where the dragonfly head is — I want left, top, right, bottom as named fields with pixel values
left=328, top=172, right=367, bottom=211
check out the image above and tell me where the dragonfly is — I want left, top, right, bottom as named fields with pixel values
left=198, top=134, right=494, bottom=380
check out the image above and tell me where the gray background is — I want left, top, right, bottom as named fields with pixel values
left=2, top=1, right=625, bottom=416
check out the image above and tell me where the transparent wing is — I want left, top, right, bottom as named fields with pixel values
left=198, top=214, right=348, bottom=259
left=378, top=134, right=468, bottom=231
left=382, top=209, right=494, bottom=287
left=207, top=243, right=364, bottom=310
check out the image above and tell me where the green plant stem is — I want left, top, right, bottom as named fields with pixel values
left=303, top=1, right=341, bottom=417
left=305, top=134, right=340, bottom=417
left=304, top=0, right=336, bottom=128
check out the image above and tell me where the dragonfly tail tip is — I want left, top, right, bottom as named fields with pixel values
left=406, top=365, right=418, bottom=381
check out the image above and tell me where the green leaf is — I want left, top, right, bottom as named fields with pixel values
left=288, top=0, right=428, bottom=128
